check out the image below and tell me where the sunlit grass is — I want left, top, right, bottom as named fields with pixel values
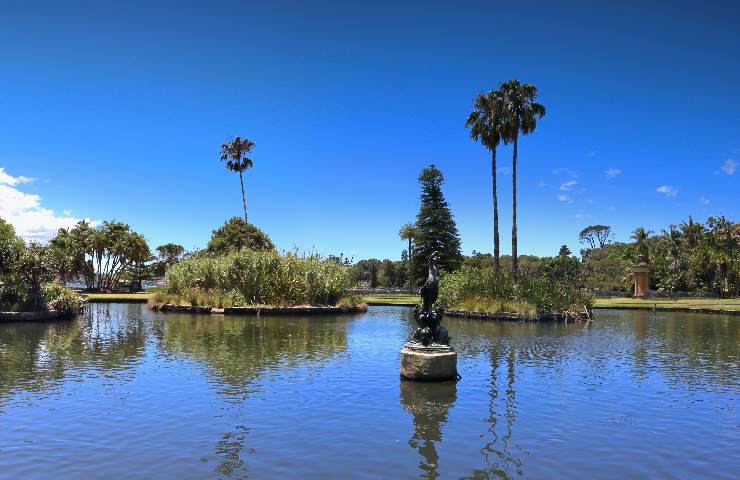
left=593, top=297, right=740, bottom=311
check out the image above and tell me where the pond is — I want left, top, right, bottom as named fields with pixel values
left=0, top=305, right=737, bottom=479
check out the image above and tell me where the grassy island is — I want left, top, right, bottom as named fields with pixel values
left=151, top=249, right=365, bottom=311
left=436, top=258, right=593, bottom=321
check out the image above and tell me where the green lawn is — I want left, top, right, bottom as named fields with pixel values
left=362, top=294, right=417, bottom=305
left=593, top=297, right=740, bottom=312
left=81, top=292, right=154, bottom=302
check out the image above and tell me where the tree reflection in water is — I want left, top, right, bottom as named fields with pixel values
left=156, top=312, right=352, bottom=478
left=400, top=381, right=457, bottom=479
left=0, top=303, right=147, bottom=401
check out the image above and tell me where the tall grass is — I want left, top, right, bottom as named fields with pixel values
left=437, top=265, right=592, bottom=318
left=161, top=249, right=350, bottom=307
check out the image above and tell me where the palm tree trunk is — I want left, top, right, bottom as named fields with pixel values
left=492, top=147, right=500, bottom=277
left=408, top=238, right=413, bottom=290
left=511, top=133, right=519, bottom=282
left=239, top=171, right=249, bottom=248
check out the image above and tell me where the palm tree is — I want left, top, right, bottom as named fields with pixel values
left=631, top=227, right=652, bottom=263
left=465, top=90, right=506, bottom=276
left=220, top=136, right=255, bottom=246
left=399, top=223, right=417, bottom=289
left=499, top=80, right=545, bottom=282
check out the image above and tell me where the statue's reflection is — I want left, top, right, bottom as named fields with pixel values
left=400, top=381, right=457, bottom=479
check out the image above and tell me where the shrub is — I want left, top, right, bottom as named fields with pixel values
left=41, top=282, right=85, bottom=316
left=163, top=249, right=350, bottom=307
left=437, top=263, right=592, bottom=318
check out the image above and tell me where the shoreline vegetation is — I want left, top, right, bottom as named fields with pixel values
left=78, top=293, right=740, bottom=315
left=2, top=110, right=736, bottom=323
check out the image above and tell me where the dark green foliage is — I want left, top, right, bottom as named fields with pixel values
left=49, top=220, right=152, bottom=291
left=350, top=257, right=409, bottom=289
left=649, top=216, right=738, bottom=296
left=152, top=243, right=186, bottom=276
left=413, top=165, right=462, bottom=283
left=206, top=217, right=275, bottom=255
left=0, top=218, right=23, bottom=276
left=537, top=254, right=583, bottom=286
left=582, top=243, right=632, bottom=293
left=558, top=244, right=572, bottom=257
left=583, top=216, right=739, bottom=297
left=0, top=219, right=83, bottom=314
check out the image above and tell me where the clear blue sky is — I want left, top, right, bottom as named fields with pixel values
left=1, top=0, right=738, bottom=260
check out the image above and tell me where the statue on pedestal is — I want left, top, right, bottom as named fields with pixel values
left=408, top=252, right=449, bottom=347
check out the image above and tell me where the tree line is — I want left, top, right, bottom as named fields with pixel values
left=583, top=217, right=739, bottom=297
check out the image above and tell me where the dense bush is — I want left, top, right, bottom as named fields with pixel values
left=1, top=219, right=84, bottom=314
left=162, top=249, right=351, bottom=306
left=437, top=260, right=592, bottom=319
left=41, top=282, right=86, bottom=316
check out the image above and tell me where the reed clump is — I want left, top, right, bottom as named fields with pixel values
left=159, top=249, right=354, bottom=307
left=437, top=264, right=592, bottom=319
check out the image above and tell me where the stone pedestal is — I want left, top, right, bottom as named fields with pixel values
left=400, top=343, right=457, bottom=381
left=632, top=263, right=651, bottom=297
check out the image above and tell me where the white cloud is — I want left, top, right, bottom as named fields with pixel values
left=574, top=213, right=584, bottom=219
left=557, top=194, right=573, bottom=203
left=0, top=168, right=35, bottom=186
left=0, top=168, right=91, bottom=242
left=496, top=166, right=511, bottom=176
left=719, top=159, right=736, bottom=175
left=699, top=197, right=710, bottom=205
left=656, top=185, right=678, bottom=197
left=553, top=168, right=579, bottom=179
left=560, top=180, right=578, bottom=191
left=605, top=168, right=621, bottom=179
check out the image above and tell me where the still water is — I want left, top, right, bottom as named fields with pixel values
left=0, top=304, right=737, bottom=479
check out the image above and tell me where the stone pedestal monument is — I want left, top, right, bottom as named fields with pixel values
left=400, top=252, right=458, bottom=382
left=632, top=263, right=651, bottom=297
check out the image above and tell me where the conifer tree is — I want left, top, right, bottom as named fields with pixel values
left=413, top=165, right=462, bottom=282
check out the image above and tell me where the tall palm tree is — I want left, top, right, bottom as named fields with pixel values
left=399, top=223, right=417, bottom=289
left=499, top=80, right=545, bottom=282
left=465, top=90, right=506, bottom=276
left=220, top=137, right=255, bottom=246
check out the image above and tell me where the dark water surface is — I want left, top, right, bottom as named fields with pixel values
left=1, top=304, right=737, bottom=479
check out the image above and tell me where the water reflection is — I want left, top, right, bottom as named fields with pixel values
left=156, top=313, right=351, bottom=401
left=0, top=305, right=737, bottom=479
left=0, top=303, right=147, bottom=402
left=155, top=312, right=352, bottom=477
left=400, top=381, right=457, bottom=479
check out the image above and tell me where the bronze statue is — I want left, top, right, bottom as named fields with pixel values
left=409, top=252, right=449, bottom=346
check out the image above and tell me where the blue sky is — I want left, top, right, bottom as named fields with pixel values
left=1, top=0, right=738, bottom=260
